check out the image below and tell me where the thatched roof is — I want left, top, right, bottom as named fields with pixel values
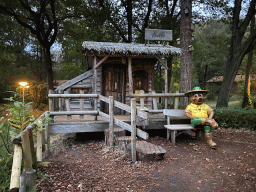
left=82, top=41, right=181, bottom=56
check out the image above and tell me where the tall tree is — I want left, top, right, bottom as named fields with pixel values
left=179, top=0, right=193, bottom=108
left=216, top=0, right=256, bottom=108
left=242, top=14, right=255, bottom=108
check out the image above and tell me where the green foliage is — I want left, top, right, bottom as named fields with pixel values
left=57, top=63, right=85, bottom=80
left=214, top=108, right=256, bottom=131
left=193, top=20, right=231, bottom=87
left=0, top=154, right=13, bottom=191
left=4, top=88, right=34, bottom=137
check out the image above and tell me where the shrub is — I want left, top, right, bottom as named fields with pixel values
left=214, top=108, right=256, bottom=131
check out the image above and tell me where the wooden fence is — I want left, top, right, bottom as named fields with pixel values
left=10, top=111, right=50, bottom=192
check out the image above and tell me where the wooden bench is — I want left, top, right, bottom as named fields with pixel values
left=163, top=109, right=194, bottom=145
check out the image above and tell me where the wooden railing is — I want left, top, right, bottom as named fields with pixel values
left=10, top=111, right=50, bottom=192
left=48, top=92, right=149, bottom=162
left=131, top=90, right=184, bottom=112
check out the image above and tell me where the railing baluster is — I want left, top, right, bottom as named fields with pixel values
left=109, top=96, right=114, bottom=147
left=131, top=98, right=137, bottom=162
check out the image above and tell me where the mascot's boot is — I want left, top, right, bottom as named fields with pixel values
left=205, top=133, right=217, bottom=148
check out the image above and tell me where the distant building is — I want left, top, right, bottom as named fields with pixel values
left=206, top=75, right=256, bottom=95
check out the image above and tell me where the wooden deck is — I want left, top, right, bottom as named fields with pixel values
left=50, top=113, right=189, bottom=134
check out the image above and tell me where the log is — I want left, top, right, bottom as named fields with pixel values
left=131, top=98, right=137, bottom=162
left=10, top=145, right=22, bottom=192
left=21, top=130, right=33, bottom=171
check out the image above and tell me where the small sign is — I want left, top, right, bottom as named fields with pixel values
left=145, top=28, right=172, bottom=41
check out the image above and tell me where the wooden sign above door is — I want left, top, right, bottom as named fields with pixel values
left=145, top=28, right=173, bottom=41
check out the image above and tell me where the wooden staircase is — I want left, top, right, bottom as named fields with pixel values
left=105, top=126, right=166, bottom=160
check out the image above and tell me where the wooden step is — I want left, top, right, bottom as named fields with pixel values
left=128, top=141, right=166, bottom=160
left=115, top=136, right=131, bottom=149
left=104, top=127, right=126, bottom=146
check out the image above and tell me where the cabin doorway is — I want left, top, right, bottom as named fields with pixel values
left=102, top=64, right=126, bottom=115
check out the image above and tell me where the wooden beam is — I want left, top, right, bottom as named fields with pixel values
left=50, top=111, right=98, bottom=116
left=50, top=121, right=109, bottom=133
left=128, top=57, right=133, bottom=94
left=130, top=93, right=185, bottom=97
left=94, top=55, right=109, bottom=68
left=98, top=111, right=149, bottom=140
left=56, top=69, right=93, bottom=91
left=99, top=95, right=148, bottom=119
left=48, top=94, right=98, bottom=98
left=71, top=84, right=92, bottom=89
left=164, top=58, right=168, bottom=109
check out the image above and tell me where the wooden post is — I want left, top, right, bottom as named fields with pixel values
left=27, top=128, right=37, bottom=170
left=21, top=130, right=33, bottom=171
left=139, top=90, right=145, bottom=108
left=10, top=145, right=22, bottom=192
left=37, top=130, right=43, bottom=162
left=79, top=90, right=84, bottom=120
left=64, top=90, right=71, bottom=121
left=58, top=90, right=64, bottom=111
left=174, top=90, right=179, bottom=109
left=131, top=98, right=137, bottom=162
left=19, top=173, right=26, bottom=192
left=128, top=57, right=133, bottom=95
left=109, top=96, right=114, bottom=147
left=49, top=89, right=54, bottom=112
left=152, top=91, right=158, bottom=110
left=164, top=58, right=168, bottom=109
left=94, top=56, right=98, bottom=120
left=45, top=112, right=50, bottom=156
left=25, top=169, right=36, bottom=192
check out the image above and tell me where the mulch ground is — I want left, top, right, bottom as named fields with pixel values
left=37, top=128, right=256, bottom=192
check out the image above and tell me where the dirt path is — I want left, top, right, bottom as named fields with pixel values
left=37, top=129, right=256, bottom=192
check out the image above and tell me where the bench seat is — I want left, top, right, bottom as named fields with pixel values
left=163, top=109, right=195, bottom=145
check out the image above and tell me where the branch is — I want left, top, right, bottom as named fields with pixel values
left=239, top=0, right=256, bottom=34
left=143, top=0, right=153, bottom=31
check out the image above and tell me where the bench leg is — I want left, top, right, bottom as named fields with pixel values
left=167, top=129, right=170, bottom=140
left=171, top=130, right=176, bottom=145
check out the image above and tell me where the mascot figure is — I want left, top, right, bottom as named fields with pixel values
left=184, top=87, right=218, bottom=148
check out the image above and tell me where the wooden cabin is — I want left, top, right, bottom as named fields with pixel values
left=56, top=41, right=181, bottom=113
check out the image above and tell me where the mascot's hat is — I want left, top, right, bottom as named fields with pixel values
left=185, top=87, right=209, bottom=97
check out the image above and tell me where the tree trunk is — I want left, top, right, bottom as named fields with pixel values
left=167, top=57, right=173, bottom=92
left=127, top=0, right=133, bottom=43
left=179, top=0, right=193, bottom=109
left=216, top=0, right=256, bottom=108
left=242, top=15, right=254, bottom=108
left=44, top=47, right=54, bottom=90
